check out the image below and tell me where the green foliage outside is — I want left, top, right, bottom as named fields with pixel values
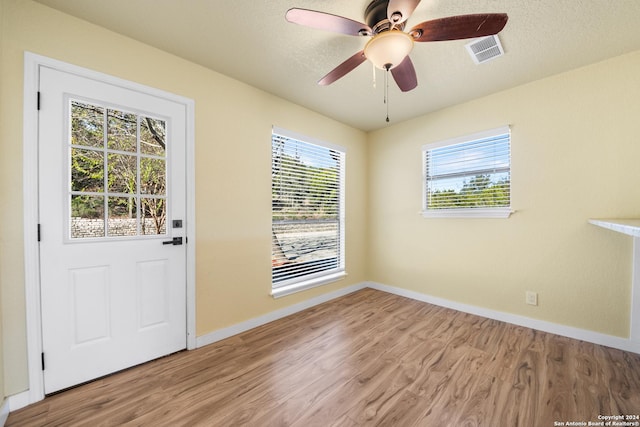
left=272, top=151, right=339, bottom=221
left=428, top=174, right=510, bottom=209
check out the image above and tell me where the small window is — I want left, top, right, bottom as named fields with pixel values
left=271, top=127, right=346, bottom=297
left=422, top=126, right=511, bottom=218
left=69, top=100, right=168, bottom=238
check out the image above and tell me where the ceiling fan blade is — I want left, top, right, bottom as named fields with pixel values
left=410, top=13, right=508, bottom=42
left=387, top=0, right=421, bottom=26
left=286, top=8, right=372, bottom=36
left=318, top=51, right=367, bottom=86
left=391, top=56, right=418, bottom=92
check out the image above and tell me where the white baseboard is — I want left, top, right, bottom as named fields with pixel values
left=7, top=391, right=30, bottom=413
left=196, top=280, right=640, bottom=354
left=10, top=279, right=636, bottom=417
left=0, top=398, right=9, bottom=427
left=366, top=281, right=640, bottom=354
left=196, top=282, right=368, bottom=348
left=1, top=390, right=31, bottom=423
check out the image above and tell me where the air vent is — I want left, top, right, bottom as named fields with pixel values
left=465, top=35, right=504, bottom=64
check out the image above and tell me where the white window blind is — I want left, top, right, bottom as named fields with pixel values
left=422, top=126, right=511, bottom=218
left=271, top=127, right=345, bottom=294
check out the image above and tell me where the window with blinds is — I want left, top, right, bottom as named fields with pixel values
left=422, top=126, right=511, bottom=218
left=271, top=127, right=345, bottom=296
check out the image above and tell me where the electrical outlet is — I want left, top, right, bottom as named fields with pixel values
left=526, top=291, right=538, bottom=306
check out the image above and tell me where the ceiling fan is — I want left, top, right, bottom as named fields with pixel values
left=285, top=0, right=508, bottom=92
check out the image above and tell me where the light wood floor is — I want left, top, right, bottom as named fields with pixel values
left=8, top=288, right=640, bottom=426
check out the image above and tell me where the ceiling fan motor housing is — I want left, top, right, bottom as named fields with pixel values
left=365, top=0, right=405, bottom=34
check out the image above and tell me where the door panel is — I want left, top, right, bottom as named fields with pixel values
left=137, top=259, right=170, bottom=329
left=39, top=67, right=187, bottom=394
left=70, top=266, right=111, bottom=345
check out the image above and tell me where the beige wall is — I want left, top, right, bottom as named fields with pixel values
left=368, top=50, right=640, bottom=338
left=3, top=0, right=640, bottom=405
left=0, top=0, right=368, bottom=396
left=0, top=0, right=8, bottom=405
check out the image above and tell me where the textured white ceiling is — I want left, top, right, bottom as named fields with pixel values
left=35, top=0, right=640, bottom=131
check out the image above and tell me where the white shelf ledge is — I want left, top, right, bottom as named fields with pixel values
left=588, top=219, right=640, bottom=238
left=589, top=218, right=640, bottom=343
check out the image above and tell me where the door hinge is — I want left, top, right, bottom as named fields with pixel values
left=37, top=223, right=41, bottom=242
left=37, top=92, right=41, bottom=110
left=41, top=352, right=45, bottom=371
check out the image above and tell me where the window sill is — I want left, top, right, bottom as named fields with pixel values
left=271, top=271, right=347, bottom=299
left=421, top=208, right=514, bottom=219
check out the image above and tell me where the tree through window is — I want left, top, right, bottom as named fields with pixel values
left=70, top=100, right=168, bottom=238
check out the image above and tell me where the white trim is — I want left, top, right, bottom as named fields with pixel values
left=339, top=150, right=346, bottom=275
left=22, top=52, right=197, bottom=406
left=0, top=398, right=9, bottom=426
left=23, top=51, right=45, bottom=405
left=421, top=125, right=510, bottom=151
left=272, top=271, right=347, bottom=299
left=199, top=280, right=639, bottom=355
left=185, top=96, right=197, bottom=350
left=366, top=281, right=640, bottom=354
left=421, top=207, right=514, bottom=219
left=589, top=219, right=640, bottom=238
left=197, top=282, right=367, bottom=348
left=13, top=276, right=638, bottom=414
left=7, top=391, right=31, bottom=412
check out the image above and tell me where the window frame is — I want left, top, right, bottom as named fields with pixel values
left=66, top=97, right=171, bottom=241
left=271, top=126, right=346, bottom=298
left=421, top=126, right=512, bottom=219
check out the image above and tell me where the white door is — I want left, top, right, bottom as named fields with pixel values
left=39, top=67, right=187, bottom=394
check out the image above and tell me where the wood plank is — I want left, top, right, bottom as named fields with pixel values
left=8, top=289, right=640, bottom=426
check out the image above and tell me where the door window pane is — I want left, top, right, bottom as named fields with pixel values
left=71, top=148, right=104, bottom=192
left=71, top=101, right=104, bottom=148
left=107, top=109, right=137, bottom=152
left=71, top=195, right=105, bottom=238
left=141, top=198, right=166, bottom=235
left=107, top=153, right=137, bottom=194
left=140, top=158, right=165, bottom=195
left=108, top=197, right=137, bottom=237
left=140, top=117, right=166, bottom=156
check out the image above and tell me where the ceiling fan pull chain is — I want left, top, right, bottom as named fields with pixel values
left=385, top=65, right=390, bottom=122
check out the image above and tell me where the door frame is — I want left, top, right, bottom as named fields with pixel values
left=22, top=52, right=197, bottom=405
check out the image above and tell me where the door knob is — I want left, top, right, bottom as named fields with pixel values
left=162, top=237, right=183, bottom=245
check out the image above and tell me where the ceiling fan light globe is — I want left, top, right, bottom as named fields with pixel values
left=364, top=30, right=414, bottom=70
